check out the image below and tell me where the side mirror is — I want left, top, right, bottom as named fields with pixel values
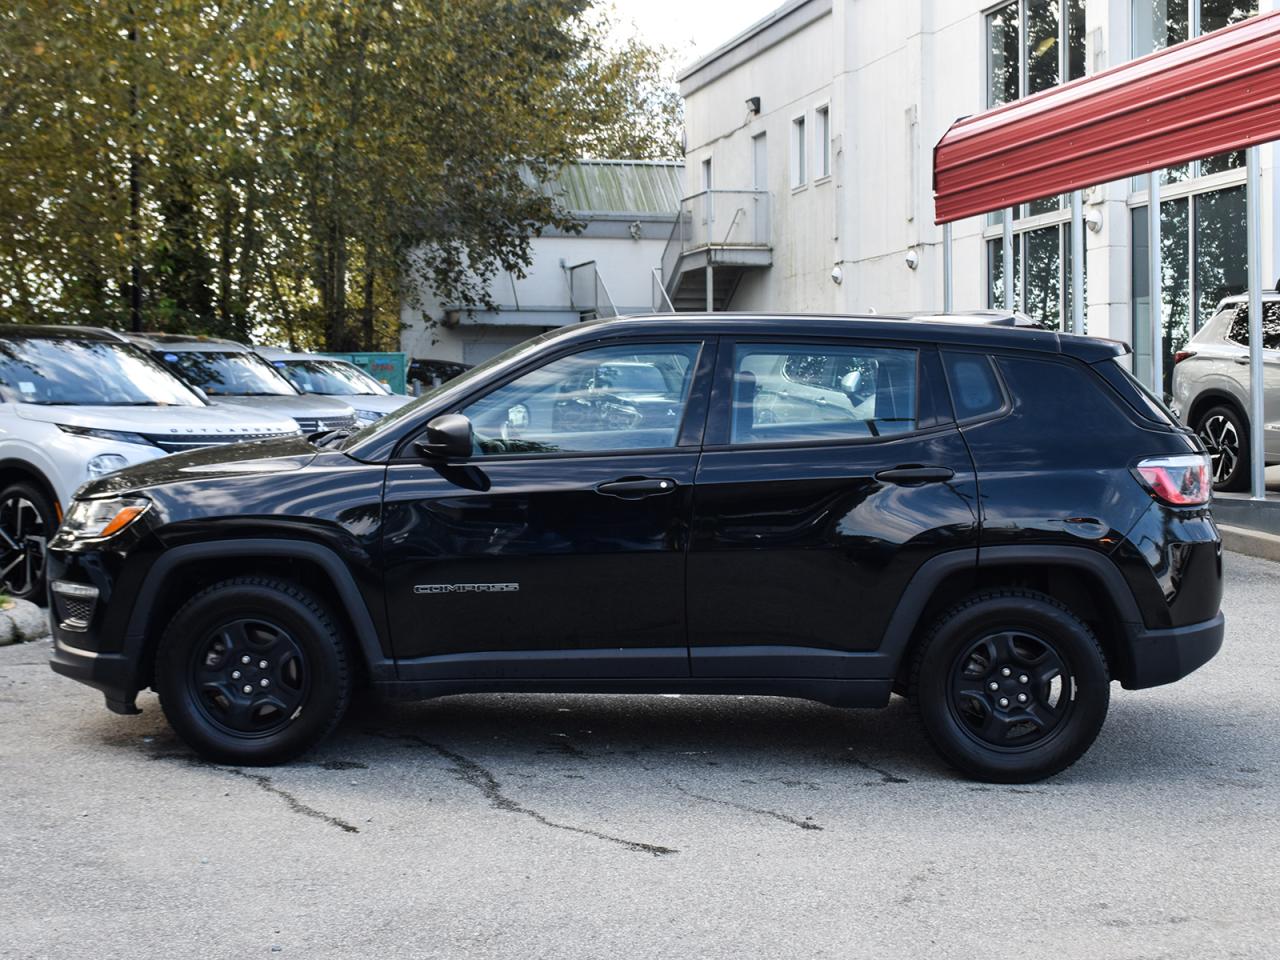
left=414, top=414, right=473, bottom=460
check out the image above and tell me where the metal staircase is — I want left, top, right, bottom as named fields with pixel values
left=656, top=190, right=773, bottom=312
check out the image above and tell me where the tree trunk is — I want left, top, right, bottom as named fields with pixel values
left=361, top=248, right=375, bottom=350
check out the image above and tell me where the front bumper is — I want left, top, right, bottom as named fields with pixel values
left=1122, top=611, right=1225, bottom=689
left=49, top=636, right=141, bottom=714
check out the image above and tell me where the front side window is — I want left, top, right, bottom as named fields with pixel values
left=0, top=338, right=202, bottom=406
left=732, top=344, right=918, bottom=445
left=459, top=343, right=702, bottom=457
left=161, top=351, right=297, bottom=397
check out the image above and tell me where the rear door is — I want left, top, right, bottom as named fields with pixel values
left=686, top=337, right=979, bottom=677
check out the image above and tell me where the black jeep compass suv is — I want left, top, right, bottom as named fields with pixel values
left=48, top=315, right=1224, bottom=782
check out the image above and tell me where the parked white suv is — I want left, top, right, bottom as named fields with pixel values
left=0, top=325, right=299, bottom=601
left=1170, top=294, right=1280, bottom=490
left=126, top=334, right=358, bottom=434
left=255, top=347, right=413, bottom=425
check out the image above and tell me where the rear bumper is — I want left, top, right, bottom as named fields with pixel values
left=1122, top=611, right=1225, bottom=690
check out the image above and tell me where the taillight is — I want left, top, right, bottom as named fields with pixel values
left=1172, top=350, right=1196, bottom=364
left=1134, top=454, right=1211, bottom=506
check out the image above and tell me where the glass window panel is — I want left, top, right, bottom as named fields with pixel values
left=987, top=236, right=1024, bottom=310
left=1200, top=150, right=1245, bottom=176
left=1028, top=194, right=1064, bottom=216
left=1063, top=221, right=1087, bottom=331
left=1024, top=224, right=1063, bottom=329
left=1199, top=0, right=1257, bottom=34
left=733, top=344, right=918, bottom=444
left=1194, top=185, right=1248, bottom=329
left=1130, top=198, right=1191, bottom=392
left=460, top=343, right=701, bottom=456
left=1132, top=0, right=1189, bottom=56
left=1229, top=302, right=1280, bottom=350
left=987, top=3, right=1020, bottom=107
left=1067, top=0, right=1087, bottom=80
left=1026, top=0, right=1061, bottom=96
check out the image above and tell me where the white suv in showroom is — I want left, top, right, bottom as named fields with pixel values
left=1170, top=294, right=1280, bottom=490
left=0, top=325, right=299, bottom=601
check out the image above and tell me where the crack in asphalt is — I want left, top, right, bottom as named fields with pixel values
left=367, top=731, right=677, bottom=856
left=848, top=758, right=909, bottom=784
left=148, top=752, right=359, bottom=834
left=669, top=781, right=823, bottom=831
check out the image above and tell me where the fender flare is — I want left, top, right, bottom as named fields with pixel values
left=124, top=538, right=393, bottom=683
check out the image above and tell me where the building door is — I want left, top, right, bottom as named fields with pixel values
left=752, top=133, right=768, bottom=244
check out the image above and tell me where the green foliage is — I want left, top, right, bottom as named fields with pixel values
left=0, top=0, right=682, bottom=350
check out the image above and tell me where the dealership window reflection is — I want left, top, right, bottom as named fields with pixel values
left=987, top=221, right=1084, bottom=330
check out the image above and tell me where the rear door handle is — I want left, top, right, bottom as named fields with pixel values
left=874, top=465, right=955, bottom=485
left=595, top=477, right=678, bottom=499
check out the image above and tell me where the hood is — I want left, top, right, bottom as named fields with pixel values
left=342, top=393, right=415, bottom=416
left=14, top=401, right=298, bottom=438
left=210, top=394, right=356, bottom=421
left=78, top=434, right=320, bottom=498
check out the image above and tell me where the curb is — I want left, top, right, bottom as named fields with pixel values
left=1220, top=524, right=1280, bottom=564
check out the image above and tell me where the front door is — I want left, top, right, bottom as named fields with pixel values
left=382, top=339, right=710, bottom=679
left=687, top=337, right=979, bottom=677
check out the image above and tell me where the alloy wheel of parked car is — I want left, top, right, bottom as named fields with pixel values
left=1195, top=405, right=1249, bottom=491
left=0, top=482, right=54, bottom=603
left=156, top=577, right=351, bottom=765
left=912, top=590, right=1110, bottom=783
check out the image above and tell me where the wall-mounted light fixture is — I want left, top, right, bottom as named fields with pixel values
left=746, top=96, right=761, bottom=115
left=905, top=248, right=920, bottom=270
left=1084, top=208, right=1103, bottom=233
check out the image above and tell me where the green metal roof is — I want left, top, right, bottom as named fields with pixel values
left=537, top=160, right=684, bottom=217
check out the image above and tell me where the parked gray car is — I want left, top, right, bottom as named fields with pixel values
left=255, top=346, right=413, bottom=426
left=1170, top=294, right=1280, bottom=490
left=126, top=334, right=357, bottom=435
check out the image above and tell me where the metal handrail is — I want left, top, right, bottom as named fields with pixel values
left=651, top=268, right=675, bottom=313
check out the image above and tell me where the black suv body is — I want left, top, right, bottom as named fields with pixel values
left=48, top=315, right=1224, bottom=782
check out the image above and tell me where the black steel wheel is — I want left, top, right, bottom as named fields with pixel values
left=1196, top=404, right=1249, bottom=492
left=911, top=589, right=1110, bottom=783
left=0, top=481, right=55, bottom=603
left=156, top=577, right=351, bottom=765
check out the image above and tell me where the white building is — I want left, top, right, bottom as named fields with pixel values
left=672, top=0, right=1276, bottom=387
left=400, top=160, right=682, bottom=366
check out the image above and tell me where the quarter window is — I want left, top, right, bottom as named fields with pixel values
left=1227, top=303, right=1280, bottom=350
left=458, top=343, right=701, bottom=456
left=731, top=344, right=918, bottom=445
left=941, top=352, right=1005, bottom=421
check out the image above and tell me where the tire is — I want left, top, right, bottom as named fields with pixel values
left=1195, top=403, right=1249, bottom=492
left=0, top=480, right=56, bottom=605
left=155, top=577, right=352, bottom=765
left=910, top=589, right=1110, bottom=783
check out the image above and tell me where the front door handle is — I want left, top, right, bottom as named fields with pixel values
left=595, top=477, right=678, bottom=499
left=874, top=465, right=955, bottom=485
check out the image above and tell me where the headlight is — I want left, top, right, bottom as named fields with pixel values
left=87, top=454, right=130, bottom=479
left=61, top=497, right=151, bottom=540
left=58, top=424, right=155, bottom=446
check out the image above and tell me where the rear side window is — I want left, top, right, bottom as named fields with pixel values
left=1094, top=358, right=1177, bottom=426
left=1227, top=302, right=1280, bottom=349
left=941, top=351, right=1004, bottom=421
left=731, top=343, right=918, bottom=444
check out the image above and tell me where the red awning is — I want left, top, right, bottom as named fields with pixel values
left=933, top=10, right=1280, bottom=224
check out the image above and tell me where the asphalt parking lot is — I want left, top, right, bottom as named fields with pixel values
left=3, top=552, right=1279, bottom=960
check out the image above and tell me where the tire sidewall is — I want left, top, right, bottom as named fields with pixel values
left=156, top=581, right=349, bottom=765
left=916, top=595, right=1110, bottom=783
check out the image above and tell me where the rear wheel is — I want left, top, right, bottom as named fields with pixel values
left=1195, top=404, right=1249, bottom=491
left=0, top=481, right=56, bottom=604
left=911, top=590, right=1110, bottom=783
left=155, top=577, right=351, bottom=765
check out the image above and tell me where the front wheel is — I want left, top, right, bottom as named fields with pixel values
left=910, top=590, right=1110, bottom=783
left=155, top=577, right=352, bottom=765
left=0, top=481, right=56, bottom=604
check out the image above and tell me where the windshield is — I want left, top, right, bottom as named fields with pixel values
left=273, top=359, right=387, bottom=396
left=160, top=350, right=297, bottom=397
left=0, top=336, right=203, bottom=406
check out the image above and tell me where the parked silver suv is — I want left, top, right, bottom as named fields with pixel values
left=1170, top=293, right=1280, bottom=490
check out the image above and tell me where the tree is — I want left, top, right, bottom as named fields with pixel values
left=0, top=0, right=685, bottom=350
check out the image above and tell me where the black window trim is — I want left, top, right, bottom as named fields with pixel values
left=702, top=335, right=944, bottom=451
left=388, top=335, right=714, bottom=464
